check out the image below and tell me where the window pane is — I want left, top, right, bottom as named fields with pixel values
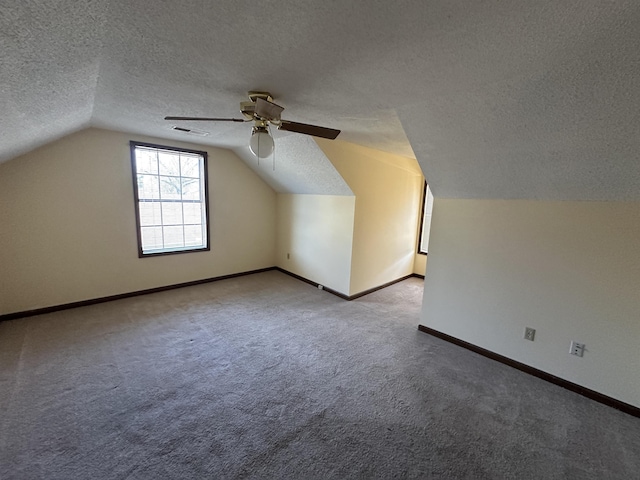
left=184, top=225, right=203, bottom=247
left=135, top=148, right=158, bottom=174
left=181, top=155, right=200, bottom=178
left=182, top=178, right=200, bottom=200
left=183, top=203, right=202, bottom=224
left=161, top=202, right=183, bottom=225
left=159, top=176, right=182, bottom=200
left=163, top=226, right=184, bottom=248
left=141, top=226, right=163, bottom=251
left=158, top=151, right=181, bottom=176
left=419, top=184, right=434, bottom=254
left=138, top=202, right=162, bottom=226
left=137, top=174, right=160, bottom=200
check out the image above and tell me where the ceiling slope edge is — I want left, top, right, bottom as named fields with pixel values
left=315, top=138, right=424, bottom=195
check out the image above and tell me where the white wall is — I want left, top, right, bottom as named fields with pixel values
left=0, top=128, right=276, bottom=315
left=317, top=140, right=424, bottom=295
left=276, top=194, right=355, bottom=295
left=421, top=199, right=640, bottom=407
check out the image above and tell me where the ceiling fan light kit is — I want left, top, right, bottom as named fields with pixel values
left=165, top=91, right=341, bottom=158
left=249, top=125, right=274, bottom=158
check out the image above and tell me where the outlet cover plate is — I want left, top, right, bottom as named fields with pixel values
left=570, top=341, right=585, bottom=357
left=524, top=327, right=536, bottom=341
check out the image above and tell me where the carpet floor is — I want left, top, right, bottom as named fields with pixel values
left=1, top=271, right=638, bottom=479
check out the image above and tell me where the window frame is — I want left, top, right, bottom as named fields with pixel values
left=417, top=181, right=433, bottom=255
left=130, top=141, right=211, bottom=258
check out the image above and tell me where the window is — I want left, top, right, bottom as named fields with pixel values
left=417, top=182, right=434, bottom=255
left=130, top=141, right=210, bottom=257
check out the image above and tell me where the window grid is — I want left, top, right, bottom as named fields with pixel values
left=156, top=152, right=165, bottom=249
left=179, top=154, right=185, bottom=248
left=130, top=142, right=210, bottom=257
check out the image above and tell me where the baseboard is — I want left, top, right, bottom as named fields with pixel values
left=274, top=268, right=350, bottom=299
left=347, top=274, right=421, bottom=300
left=2, top=268, right=424, bottom=321
left=276, top=268, right=423, bottom=301
left=418, top=325, right=640, bottom=419
left=0, top=267, right=277, bottom=322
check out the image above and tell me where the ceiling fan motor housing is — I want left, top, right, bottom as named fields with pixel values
left=247, top=91, right=273, bottom=103
left=240, top=101, right=255, bottom=120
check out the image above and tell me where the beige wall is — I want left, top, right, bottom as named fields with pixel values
left=0, top=128, right=277, bottom=315
left=317, top=140, right=423, bottom=295
left=421, top=199, right=640, bottom=407
left=276, top=194, right=355, bottom=295
left=413, top=253, right=427, bottom=276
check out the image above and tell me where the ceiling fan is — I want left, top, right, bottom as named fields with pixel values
left=165, top=91, right=341, bottom=158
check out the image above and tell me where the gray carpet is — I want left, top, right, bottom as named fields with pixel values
left=1, top=271, right=638, bottom=479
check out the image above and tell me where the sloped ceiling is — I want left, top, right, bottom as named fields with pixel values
left=233, top=135, right=353, bottom=196
left=2, top=1, right=640, bottom=199
left=0, top=1, right=107, bottom=160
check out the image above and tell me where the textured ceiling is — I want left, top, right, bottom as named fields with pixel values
left=233, top=134, right=353, bottom=196
left=2, top=1, right=640, bottom=199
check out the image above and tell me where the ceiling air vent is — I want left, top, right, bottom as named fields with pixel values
left=171, top=126, right=209, bottom=136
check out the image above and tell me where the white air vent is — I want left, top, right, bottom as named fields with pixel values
left=171, top=126, right=209, bottom=136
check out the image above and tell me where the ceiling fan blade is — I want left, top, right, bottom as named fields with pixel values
left=279, top=120, right=341, bottom=140
left=255, top=97, right=284, bottom=121
left=164, top=116, right=247, bottom=122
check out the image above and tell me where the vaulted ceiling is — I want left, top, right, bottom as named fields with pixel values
left=2, top=1, right=640, bottom=199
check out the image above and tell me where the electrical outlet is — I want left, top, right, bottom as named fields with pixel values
left=524, top=327, right=536, bottom=341
left=286, top=253, right=290, bottom=259
left=570, top=341, right=585, bottom=357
